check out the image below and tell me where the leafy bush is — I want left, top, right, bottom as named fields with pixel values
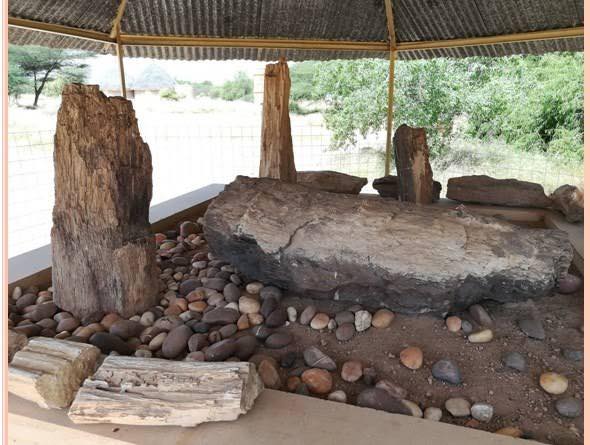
left=212, top=72, right=254, bottom=102
left=160, top=88, right=183, bottom=101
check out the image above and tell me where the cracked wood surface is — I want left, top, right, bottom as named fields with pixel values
left=52, top=84, right=160, bottom=323
left=68, top=356, right=263, bottom=427
left=203, top=176, right=572, bottom=314
left=393, top=125, right=433, bottom=204
left=8, top=338, right=100, bottom=409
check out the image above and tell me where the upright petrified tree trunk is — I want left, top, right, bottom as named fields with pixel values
left=52, top=84, right=159, bottom=323
left=259, top=57, right=297, bottom=183
left=203, top=177, right=572, bottom=314
left=393, top=125, right=433, bottom=204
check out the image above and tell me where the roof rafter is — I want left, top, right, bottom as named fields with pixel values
left=8, top=16, right=583, bottom=54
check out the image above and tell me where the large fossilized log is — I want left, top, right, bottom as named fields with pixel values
left=259, top=58, right=296, bottom=183
left=297, top=170, right=367, bottom=194
left=52, top=84, right=160, bottom=323
left=203, top=177, right=572, bottom=314
left=373, top=175, right=441, bottom=202
left=68, top=356, right=263, bottom=426
left=551, top=185, right=583, bottom=223
left=393, top=125, right=434, bottom=204
left=447, top=175, right=552, bottom=208
left=9, top=338, right=100, bottom=409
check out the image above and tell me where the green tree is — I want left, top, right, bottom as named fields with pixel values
left=8, top=45, right=93, bottom=107
left=213, top=72, right=254, bottom=102
left=313, top=59, right=465, bottom=156
left=8, top=63, right=28, bottom=99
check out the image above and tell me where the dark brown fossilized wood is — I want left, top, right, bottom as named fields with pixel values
left=372, top=175, right=441, bottom=202
left=203, top=177, right=572, bottom=315
left=393, top=125, right=433, bottom=204
left=297, top=170, right=367, bottom=194
left=447, top=175, right=552, bottom=208
left=52, top=84, right=160, bottom=323
left=259, top=57, right=297, bottom=183
left=550, top=184, right=583, bottom=223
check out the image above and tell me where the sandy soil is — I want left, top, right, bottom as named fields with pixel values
left=255, top=285, right=583, bottom=445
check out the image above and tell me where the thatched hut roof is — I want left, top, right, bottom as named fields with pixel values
left=8, top=0, right=584, bottom=61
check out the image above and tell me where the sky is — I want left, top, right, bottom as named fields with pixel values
left=87, top=54, right=268, bottom=86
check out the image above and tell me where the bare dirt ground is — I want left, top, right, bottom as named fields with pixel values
left=256, top=283, right=583, bottom=445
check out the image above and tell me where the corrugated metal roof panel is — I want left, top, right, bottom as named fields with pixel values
left=7, top=0, right=584, bottom=61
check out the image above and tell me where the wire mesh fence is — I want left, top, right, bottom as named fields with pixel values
left=8, top=123, right=583, bottom=257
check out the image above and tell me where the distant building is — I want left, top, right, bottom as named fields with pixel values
left=100, top=64, right=176, bottom=98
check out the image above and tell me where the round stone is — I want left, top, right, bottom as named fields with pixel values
left=188, top=333, right=209, bottom=352
left=260, top=286, right=282, bottom=301
left=424, top=407, right=442, bottom=421
left=248, top=313, right=264, bottom=326
left=517, top=318, right=545, bottom=340
left=245, top=282, right=264, bottom=294
left=371, top=309, right=395, bottom=328
left=161, top=325, right=192, bottom=358
left=400, top=346, right=423, bottom=370
left=471, top=402, right=494, bottom=422
left=301, top=368, right=333, bottom=394
left=204, top=339, right=236, bottom=361
left=258, top=359, right=281, bottom=389
left=354, top=310, right=372, bottom=332
left=260, top=298, right=278, bottom=318
left=402, top=400, right=423, bottom=418
left=356, top=388, right=412, bottom=415
left=223, top=283, right=241, bottom=302
left=495, top=427, right=523, bottom=438
left=461, top=319, right=474, bottom=334
left=135, top=349, right=152, bottom=358
left=234, top=335, right=258, bottom=360
left=341, top=360, right=363, bottom=382
left=468, top=304, right=493, bottom=327
left=502, top=351, right=526, bottom=372
left=185, top=351, right=205, bottom=361
left=432, top=359, right=462, bottom=385
left=299, top=306, right=317, bottom=325
left=555, top=397, right=582, bottom=418
left=219, top=323, right=237, bottom=338
left=303, top=346, right=337, bottom=371
left=468, top=329, right=493, bottom=343
left=286, top=307, right=297, bottom=322
left=557, top=273, right=582, bottom=294
left=251, top=324, right=273, bottom=340
left=265, top=332, right=293, bottom=349
left=202, top=307, right=240, bottom=325
left=140, top=311, right=155, bottom=327
left=265, top=309, right=287, bottom=328
left=237, top=314, right=250, bottom=330
left=310, top=313, right=330, bottom=330
left=445, top=316, right=462, bottom=333
left=375, top=379, right=407, bottom=399
left=334, top=311, right=355, bottom=326
left=239, top=296, right=260, bottom=315
left=327, top=390, right=347, bottom=403
left=89, top=332, right=133, bottom=355
left=188, top=301, right=208, bottom=312
left=149, top=332, right=168, bottom=351
left=539, top=372, right=568, bottom=394
left=56, top=317, right=80, bottom=332
left=109, top=320, right=144, bottom=340
left=335, top=323, right=355, bottom=341
left=327, top=319, right=337, bottom=330
left=286, top=376, right=301, bottom=392
left=445, top=397, right=471, bottom=417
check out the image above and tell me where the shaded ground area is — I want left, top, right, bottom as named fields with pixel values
left=257, top=288, right=583, bottom=445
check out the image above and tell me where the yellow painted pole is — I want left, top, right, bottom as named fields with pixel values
left=384, top=49, right=397, bottom=175
left=115, top=25, right=127, bottom=98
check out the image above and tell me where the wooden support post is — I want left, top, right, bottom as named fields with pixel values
left=384, top=50, right=397, bottom=175
left=259, top=57, right=296, bottom=182
left=52, top=84, right=159, bottom=322
left=115, top=25, right=127, bottom=98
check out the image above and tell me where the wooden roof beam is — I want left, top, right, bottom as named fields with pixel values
left=8, top=17, right=583, bottom=53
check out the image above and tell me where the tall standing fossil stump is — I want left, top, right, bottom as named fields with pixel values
left=52, top=84, right=159, bottom=323
left=259, top=57, right=297, bottom=183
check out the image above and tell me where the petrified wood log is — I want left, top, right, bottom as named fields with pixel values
left=447, top=175, right=552, bottom=208
left=259, top=57, right=296, bottom=183
left=8, top=330, right=28, bottom=362
left=373, top=175, right=441, bottom=202
left=68, top=356, right=263, bottom=426
left=551, top=185, right=583, bottom=223
left=52, top=84, right=160, bottom=323
left=9, top=338, right=100, bottom=409
left=393, top=125, right=434, bottom=204
left=297, top=170, right=367, bottom=194
left=203, top=177, right=572, bottom=314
